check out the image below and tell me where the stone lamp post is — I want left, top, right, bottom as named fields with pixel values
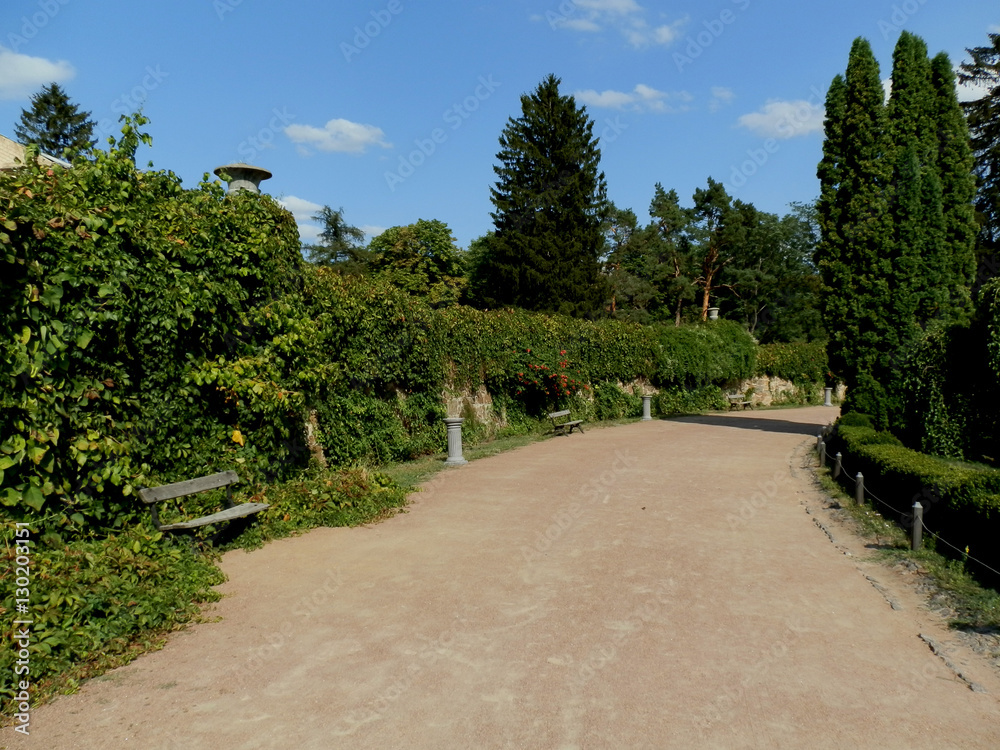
left=213, top=163, right=272, bottom=194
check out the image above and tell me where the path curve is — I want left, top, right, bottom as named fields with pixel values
left=4, top=406, right=1000, bottom=749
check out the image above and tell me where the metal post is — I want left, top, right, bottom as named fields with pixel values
left=855, top=472, right=864, bottom=506
left=818, top=440, right=826, bottom=468
left=641, top=395, right=652, bottom=422
left=911, top=501, right=923, bottom=551
left=833, top=452, right=842, bottom=480
left=443, top=417, right=468, bottom=466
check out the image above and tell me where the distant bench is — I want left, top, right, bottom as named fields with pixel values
left=138, top=470, right=269, bottom=541
left=727, top=393, right=753, bottom=411
left=548, top=409, right=584, bottom=436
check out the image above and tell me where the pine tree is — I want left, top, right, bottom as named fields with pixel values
left=959, top=32, right=1000, bottom=256
left=304, top=205, right=368, bottom=270
left=481, top=74, right=609, bottom=317
left=14, top=83, right=96, bottom=157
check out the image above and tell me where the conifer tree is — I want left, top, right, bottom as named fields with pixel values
left=14, top=83, right=96, bottom=157
left=815, top=38, right=894, bottom=423
left=959, top=32, right=1000, bottom=255
left=929, top=51, right=978, bottom=312
left=480, top=74, right=609, bottom=317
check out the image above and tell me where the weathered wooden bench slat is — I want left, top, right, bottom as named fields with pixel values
left=138, top=470, right=240, bottom=504
left=157, top=502, right=271, bottom=531
left=138, top=470, right=268, bottom=538
left=548, top=409, right=584, bottom=435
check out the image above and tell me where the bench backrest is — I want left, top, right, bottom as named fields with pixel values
left=548, top=410, right=571, bottom=419
left=138, top=470, right=240, bottom=504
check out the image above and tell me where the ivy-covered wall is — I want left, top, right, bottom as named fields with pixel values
left=1, top=125, right=818, bottom=539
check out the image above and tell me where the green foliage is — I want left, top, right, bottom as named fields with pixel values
left=755, top=342, right=829, bottom=384
left=831, top=416, right=1000, bottom=588
left=479, top=74, right=609, bottom=317
left=0, top=524, right=224, bottom=707
left=653, top=386, right=727, bottom=416
left=368, top=219, right=467, bottom=307
left=14, top=83, right=96, bottom=158
left=303, top=205, right=367, bottom=269
left=592, top=383, right=642, bottom=421
left=817, top=33, right=979, bottom=428
left=654, top=320, right=756, bottom=388
left=959, top=31, right=1000, bottom=253
left=0, top=115, right=306, bottom=535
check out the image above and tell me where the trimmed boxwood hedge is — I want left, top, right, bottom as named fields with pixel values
left=829, top=415, right=1000, bottom=587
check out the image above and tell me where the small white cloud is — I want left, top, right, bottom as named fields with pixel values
left=737, top=99, right=825, bottom=139
left=709, top=86, right=734, bottom=112
left=575, top=0, right=642, bottom=13
left=360, top=224, right=386, bottom=239
left=576, top=83, right=683, bottom=113
left=989, top=24, right=1000, bottom=33
left=285, top=118, right=391, bottom=155
left=0, top=46, right=74, bottom=100
left=278, top=195, right=324, bottom=223
left=577, top=88, right=638, bottom=109
left=541, top=0, right=684, bottom=48
left=623, top=17, right=687, bottom=48
left=297, top=223, right=322, bottom=244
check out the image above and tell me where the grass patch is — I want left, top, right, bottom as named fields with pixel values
left=815, top=467, right=1000, bottom=630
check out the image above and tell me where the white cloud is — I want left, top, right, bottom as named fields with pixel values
left=737, top=99, right=825, bottom=139
left=575, top=83, right=686, bottom=113
left=278, top=195, right=323, bottom=223
left=989, top=24, right=1000, bottom=33
left=0, top=46, right=74, bottom=100
left=709, top=86, right=734, bottom=112
left=360, top=224, right=387, bottom=239
left=543, top=1, right=685, bottom=48
left=284, top=118, right=390, bottom=155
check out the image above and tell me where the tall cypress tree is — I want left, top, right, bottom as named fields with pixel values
left=930, top=51, right=978, bottom=314
left=887, top=32, right=946, bottom=340
left=14, top=83, right=96, bottom=157
left=481, top=74, right=609, bottom=317
left=815, top=38, right=894, bottom=423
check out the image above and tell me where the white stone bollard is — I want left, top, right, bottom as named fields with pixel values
left=443, top=417, right=468, bottom=466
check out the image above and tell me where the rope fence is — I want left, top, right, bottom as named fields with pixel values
left=814, top=434, right=1000, bottom=580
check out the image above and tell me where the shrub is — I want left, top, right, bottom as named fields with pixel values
left=755, top=342, right=828, bottom=383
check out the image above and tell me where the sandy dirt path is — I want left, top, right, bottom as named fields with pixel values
left=3, top=406, right=999, bottom=749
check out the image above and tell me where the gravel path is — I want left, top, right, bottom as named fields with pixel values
left=4, top=406, right=999, bottom=749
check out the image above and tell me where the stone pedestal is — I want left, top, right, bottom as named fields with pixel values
left=443, top=417, right=468, bottom=466
left=641, top=395, right=652, bottom=421
left=824, top=387, right=833, bottom=407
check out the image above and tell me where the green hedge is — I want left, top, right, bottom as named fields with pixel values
left=755, top=342, right=828, bottom=384
left=830, top=416, right=1000, bottom=586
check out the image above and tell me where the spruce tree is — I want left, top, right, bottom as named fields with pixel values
left=482, top=74, right=609, bottom=317
left=14, top=83, right=96, bottom=157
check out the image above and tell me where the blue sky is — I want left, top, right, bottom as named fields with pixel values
left=1, top=0, right=996, bottom=249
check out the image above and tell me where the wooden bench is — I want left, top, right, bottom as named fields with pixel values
left=138, top=470, right=269, bottom=539
left=727, top=393, right=753, bottom=411
left=548, top=409, right=584, bottom=436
